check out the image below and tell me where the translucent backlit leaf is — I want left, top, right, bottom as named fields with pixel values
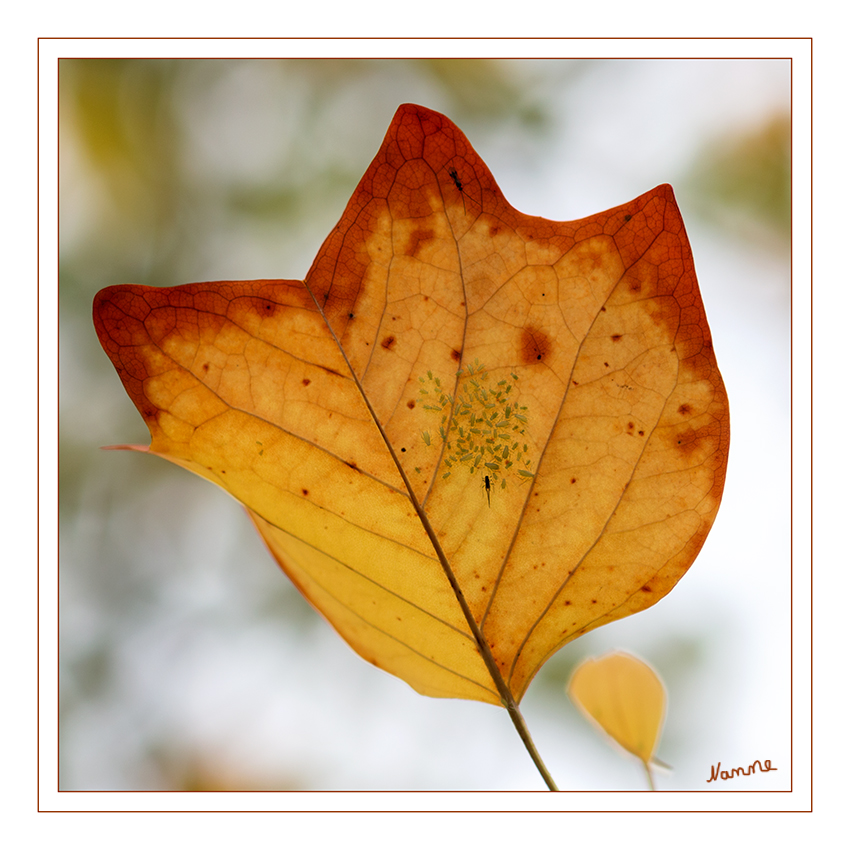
left=93, top=104, right=730, bottom=707
left=568, top=651, right=667, bottom=786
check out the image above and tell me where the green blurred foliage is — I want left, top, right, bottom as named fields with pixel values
left=687, top=111, right=791, bottom=254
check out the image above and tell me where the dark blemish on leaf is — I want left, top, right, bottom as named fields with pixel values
left=202, top=363, right=210, bottom=373
left=641, top=584, right=653, bottom=592
left=601, top=306, right=607, bottom=312
left=571, top=477, right=576, bottom=484
left=302, top=378, right=311, bottom=386
left=604, top=362, right=609, bottom=368
left=591, top=599, right=597, bottom=604
left=348, top=312, right=354, bottom=319
left=520, top=326, right=551, bottom=365
left=400, top=447, right=406, bottom=453
left=381, top=335, right=396, bottom=350
left=404, top=227, right=436, bottom=258
left=678, top=403, right=692, bottom=416
left=611, top=334, right=623, bottom=342
left=302, top=488, right=309, bottom=496
left=345, top=460, right=358, bottom=469
left=675, top=427, right=703, bottom=457
left=407, top=399, right=415, bottom=409
left=624, top=214, right=632, bottom=221
left=564, top=600, right=571, bottom=606
left=628, top=421, right=634, bottom=430
left=451, top=348, right=461, bottom=362
left=639, top=430, right=645, bottom=436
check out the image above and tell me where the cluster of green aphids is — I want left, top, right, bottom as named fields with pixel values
left=418, top=359, right=534, bottom=491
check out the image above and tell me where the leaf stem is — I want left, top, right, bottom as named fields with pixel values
left=644, top=761, right=656, bottom=791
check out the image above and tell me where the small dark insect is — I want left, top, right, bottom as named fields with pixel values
left=448, top=166, right=477, bottom=214
left=483, top=474, right=492, bottom=507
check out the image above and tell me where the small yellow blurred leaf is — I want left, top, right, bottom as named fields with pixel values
left=567, top=651, right=666, bottom=773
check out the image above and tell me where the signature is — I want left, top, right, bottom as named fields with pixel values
left=707, top=758, right=777, bottom=783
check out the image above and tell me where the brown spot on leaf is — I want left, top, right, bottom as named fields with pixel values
left=403, top=227, right=435, bottom=258
left=302, top=378, right=311, bottom=386
left=675, top=428, right=698, bottom=455
left=406, top=399, right=415, bottom=409
left=302, top=488, right=309, bottom=496
left=451, top=348, right=461, bottom=362
left=381, top=335, right=396, bottom=350
left=678, top=403, right=692, bottom=416
left=611, top=333, right=623, bottom=342
left=641, top=584, right=652, bottom=592
left=520, top=326, right=551, bottom=364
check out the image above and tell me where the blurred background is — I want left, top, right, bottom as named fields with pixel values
left=59, top=58, right=790, bottom=792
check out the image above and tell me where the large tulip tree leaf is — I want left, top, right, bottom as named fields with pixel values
left=93, top=103, right=729, bottom=707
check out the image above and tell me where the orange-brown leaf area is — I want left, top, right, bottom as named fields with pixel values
left=94, top=104, right=729, bottom=706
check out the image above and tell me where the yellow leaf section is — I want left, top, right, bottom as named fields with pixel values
left=92, top=279, right=499, bottom=703
left=248, top=510, right=498, bottom=702
left=567, top=651, right=666, bottom=766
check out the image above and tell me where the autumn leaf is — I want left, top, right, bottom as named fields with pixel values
left=93, top=103, right=729, bottom=715
left=568, top=651, right=667, bottom=789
